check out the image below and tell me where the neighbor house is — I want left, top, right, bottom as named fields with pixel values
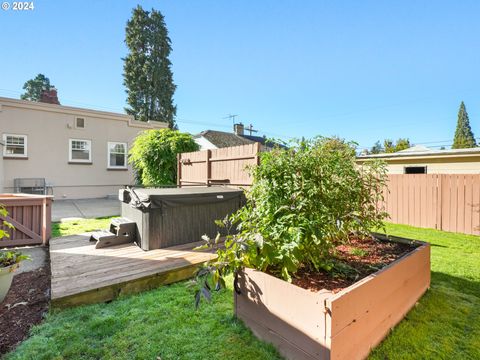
left=194, top=123, right=281, bottom=150
left=357, top=145, right=480, bottom=174
left=0, top=94, right=167, bottom=199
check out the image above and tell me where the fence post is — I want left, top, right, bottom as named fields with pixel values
left=206, top=150, right=211, bottom=186
left=41, top=197, right=47, bottom=245
left=437, top=174, right=443, bottom=231
left=177, top=153, right=181, bottom=188
left=255, top=142, right=261, bottom=165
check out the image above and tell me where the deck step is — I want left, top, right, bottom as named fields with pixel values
left=90, top=218, right=137, bottom=249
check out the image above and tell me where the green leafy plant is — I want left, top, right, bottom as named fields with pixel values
left=1, top=204, right=30, bottom=268
left=192, top=137, right=388, bottom=307
left=350, top=248, right=368, bottom=257
left=0, top=205, right=14, bottom=241
left=128, top=129, right=199, bottom=185
left=0, top=251, right=29, bottom=269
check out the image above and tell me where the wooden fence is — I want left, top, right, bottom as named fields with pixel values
left=0, top=194, right=53, bottom=247
left=178, top=143, right=260, bottom=187
left=383, top=174, right=480, bottom=235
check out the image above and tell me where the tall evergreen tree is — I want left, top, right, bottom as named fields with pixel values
left=20, top=74, right=54, bottom=101
left=123, top=6, right=177, bottom=128
left=452, top=101, right=476, bottom=149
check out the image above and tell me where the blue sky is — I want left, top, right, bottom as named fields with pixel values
left=1, top=0, right=479, bottom=150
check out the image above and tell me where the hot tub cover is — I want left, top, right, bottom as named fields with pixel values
left=120, top=187, right=244, bottom=209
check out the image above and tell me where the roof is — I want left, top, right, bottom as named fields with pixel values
left=195, top=130, right=285, bottom=149
left=194, top=130, right=255, bottom=148
left=0, top=96, right=167, bottom=128
left=242, top=134, right=274, bottom=146
left=358, top=145, right=480, bottom=160
left=396, top=145, right=432, bottom=153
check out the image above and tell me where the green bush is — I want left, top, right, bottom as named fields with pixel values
left=0, top=204, right=14, bottom=240
left=129, top=129, right=199, bottom=186
left=195, top=137, right=387, bottom=301
left=1, top=205, right=30, bottom=267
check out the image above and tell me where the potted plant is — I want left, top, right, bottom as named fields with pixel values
left=193, top=137, right=430, bottom=360
left=1, top=204, right=29, bottom=302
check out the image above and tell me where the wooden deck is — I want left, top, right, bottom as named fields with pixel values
left=50, top=234, right=216, bottom=308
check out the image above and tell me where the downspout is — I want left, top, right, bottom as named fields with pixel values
left=0, top=140, right=4, bottom=193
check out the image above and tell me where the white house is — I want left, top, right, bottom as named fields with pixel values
left=0, top=95, right=167, bottom=199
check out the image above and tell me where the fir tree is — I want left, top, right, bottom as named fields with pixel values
left=452, top=101, right=476, bottom=149
left=123, top=6, right=177, bottom=128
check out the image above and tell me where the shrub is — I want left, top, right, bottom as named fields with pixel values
left=1, top=205, right=29, bottom=268
left=193, top=137, right=387, bottom=305
left=129, top=129, right=199, bottom=186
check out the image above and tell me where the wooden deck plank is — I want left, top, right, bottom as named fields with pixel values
left=50, top=234, right=216, bottom=308
left=52, top=252, right=214, bottom=298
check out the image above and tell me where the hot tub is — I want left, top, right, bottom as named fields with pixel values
left=120, top=187, right=244, bottom=250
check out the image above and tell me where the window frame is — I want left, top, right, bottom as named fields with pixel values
left=107, top=141, right=128, bottom=169
left=2, top=133, right=28, bottom=158
left=69, top=138, right=92, bottom=163
left=404, top=166, right=427, bottom=174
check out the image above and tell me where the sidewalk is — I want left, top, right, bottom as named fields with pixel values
left=52, top=198, right=121, bottom=222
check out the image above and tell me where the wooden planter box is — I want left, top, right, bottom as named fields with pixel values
left=0, top=193, right=53, bottom=247
left=235, top=237, right=430, bottom=360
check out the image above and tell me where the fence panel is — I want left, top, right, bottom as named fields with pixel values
left=0, top=194, right=53, bottom=247
left=384, top=174, right=480, bottom=235
left=178, top=143, right=260, bottom=187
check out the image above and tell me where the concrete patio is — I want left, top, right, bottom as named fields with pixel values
left=52, top=198, right=121, bottom=222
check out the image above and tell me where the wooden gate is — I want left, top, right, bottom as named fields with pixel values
left=383, top=174, right=480, bottom=235
left=0, top=194, right=53, bottom=247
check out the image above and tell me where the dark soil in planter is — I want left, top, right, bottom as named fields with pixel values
left=0, top=261, right=51, bottom=355
left=293, top=236, right=418, bottom=293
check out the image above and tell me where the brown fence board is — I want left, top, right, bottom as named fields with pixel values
left=178, top=143, right=260, bottom=187
left=0, top=194, right=53, bottom=247
left=384, top=174, right=480, bottom=235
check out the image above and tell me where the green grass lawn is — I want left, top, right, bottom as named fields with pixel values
left=369, top=224, right=480, bottom=360
left=51, top=217, right=115, bottom=238
left=6, top=222, right=480, bottom=359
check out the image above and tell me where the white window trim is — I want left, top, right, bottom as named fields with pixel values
left=69, top=138, right=92, bottom=163
left=2, top=133, right=28, bottom=158
left=107, top=142, right=128, bottom=169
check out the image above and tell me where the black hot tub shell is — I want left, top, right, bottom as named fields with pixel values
left=120, top=187, right=244, bottom=250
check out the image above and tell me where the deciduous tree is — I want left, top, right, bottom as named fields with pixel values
left=128, top=129, right=198, bottom=185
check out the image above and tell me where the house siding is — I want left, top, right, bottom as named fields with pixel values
left=358, top=155, right=480, bottom=174
left=0, top=97, right=167, bottom=199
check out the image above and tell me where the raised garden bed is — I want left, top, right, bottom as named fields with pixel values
left=234, top=235, right=430, bottom=360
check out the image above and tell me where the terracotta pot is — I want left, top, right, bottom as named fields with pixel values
left=235, top=237, right=430, bottom=360
left=0, top=263, right=19, bottom=303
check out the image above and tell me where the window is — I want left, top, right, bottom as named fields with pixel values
left=69, top=139, right=91, bottom=163
left=108, top=142, right=127, bottom=168
left=404, top=166, right=427, bottom=174
left=3, top=134, right=27, bottom=158
left=75, top=117, right=85, bottom=129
